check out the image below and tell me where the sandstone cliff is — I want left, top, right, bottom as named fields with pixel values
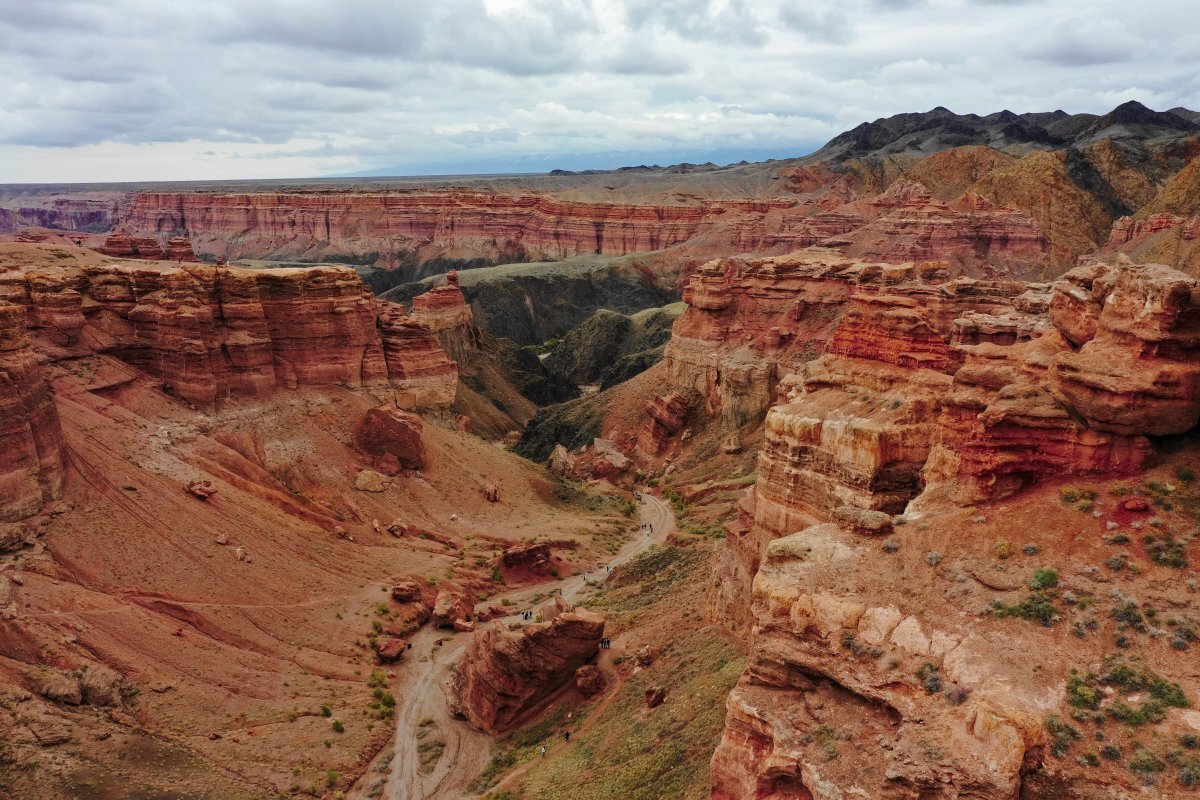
left=0, top=262, right=458, bottom=415
left=0, top=303, right=65, bottom=521
left=450, top=607, right=605, bottom=733
left=708, top=257, right=1200, bottom=798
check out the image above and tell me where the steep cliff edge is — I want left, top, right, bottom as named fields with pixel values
left=0, top=303, right=65, bottom=522
left=0, top=260, right=458, bottom=415
left=708, top=258, right=1200, bottom=798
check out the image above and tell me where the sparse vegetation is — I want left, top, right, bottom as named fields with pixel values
left=991, top=591, right=1057, bottom=627
left=1028, top=568, right=1059, bottom=589
left=916, top=663, right=942, bottom=694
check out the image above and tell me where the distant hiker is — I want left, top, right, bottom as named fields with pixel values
left=540, top=746, right=547, bottom=757
left=564, top=731, right=571, bottom=742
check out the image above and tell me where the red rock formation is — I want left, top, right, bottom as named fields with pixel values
left=357, top=406, right=427, bottom=472
left=450, top=608, right=604, bottom=733
left=635, top=391, right=693, bottom=458
left=377, top=307, right=459, bottom=409
left=711, top=526, right=1047, bottom=800
left=408, top=270, right=480, bottom=363
left=1049, top=261, right=1200, bottom=436
left=0, top=304, right=65, bottom=521
left=116, top=190, right=772, bottom=267
left=0, top=263, right=458, bottom=412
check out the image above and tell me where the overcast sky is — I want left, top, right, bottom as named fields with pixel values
left=2, top=0, right=1197, bottom=183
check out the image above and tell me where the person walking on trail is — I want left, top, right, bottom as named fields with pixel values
left=540, top=746, right=547, bottom=757
left=564, top=731, right=571, bottom=742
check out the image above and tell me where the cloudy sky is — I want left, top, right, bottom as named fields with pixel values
left=2, top=0, right=1197, bottom=183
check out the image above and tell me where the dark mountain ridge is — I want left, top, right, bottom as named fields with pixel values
left=809, top=100, right=1198, bottom=162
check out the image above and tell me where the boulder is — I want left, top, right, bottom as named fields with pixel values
left=432, top=590, right=473, bottom=629
left=833, top=506, right=894, bottom=536
left=575, top=665, right=606, bottom=696
left=450, top=609, right=605, bottom=732
left=391, top=580, right=422, bottom=602
left=374, top=637, right=407, bottom=663
left=353, top=469, right=390, bottom=493
left=79, top=664, right=126, bottom=706
left=357, top=406, right=427, bottom=472
left=29, top=669, right=81, bottom=705
left=645, top=686, right=666, bottom=708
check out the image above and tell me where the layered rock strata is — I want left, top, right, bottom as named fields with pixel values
left=450, top=608, right=604, bottom=733
left=712, top=258, right=1197, bottom=640
left=0, top=263, right=458, bottom=413
left=117, top=190, right=786, bottom=268
left=711, top=527, right=1049, bottom=799
left=0, top=303, right=65, bottom=521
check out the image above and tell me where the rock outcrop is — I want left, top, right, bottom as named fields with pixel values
left=0, top=303, right=65, bottom=521
left=408, top=270, right=480, bottom=363
left=711, top=526, right=1048, bottom=800
left=0, top=262, right=458, bottom=412
left=712, top=256, right=1200, bottom=643
left=450, top=608, right=604, bottom=733
left=357, top=406, right=427, bottom=472
left=95, top=233, right=200, bottom=262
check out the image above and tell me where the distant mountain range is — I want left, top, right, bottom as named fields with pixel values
left=334, top=101, right=1199, bottom=180
left=807, top=100, right=1199, bottom=162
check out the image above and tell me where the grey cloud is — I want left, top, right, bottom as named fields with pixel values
left=778, top=2, right=854, bottom=44
left=0, top=0, right=1195, bottom=181
left=623, top=0, right=768, bottom=45
left=1025, top=16, right=1142, bottom=66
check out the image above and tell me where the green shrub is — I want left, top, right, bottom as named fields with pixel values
left=1045, top=714, right=1081, bottom=756
left=1029, top=568, right=1059, bottom=589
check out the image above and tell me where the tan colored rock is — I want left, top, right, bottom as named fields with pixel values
left=353, top=469, right=390, bottom=493
left=431, top=590, right=473, bottom=629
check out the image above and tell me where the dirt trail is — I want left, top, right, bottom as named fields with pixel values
left=351, top=490, right=674, bottom=800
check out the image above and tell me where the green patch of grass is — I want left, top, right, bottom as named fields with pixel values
left=514, top=629, right=745, bottom=800
left=1063, top=658, right=1189, bottom=727
left=991, top=591, right=1057, bottom=626
left=1028, top=568, right=1059, bottom=590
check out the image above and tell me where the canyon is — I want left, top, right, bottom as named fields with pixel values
left=2, top=101, right=1200, bottom=800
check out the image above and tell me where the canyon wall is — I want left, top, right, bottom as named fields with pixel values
left=0, top=263, right=458, bottom=415
left=709, top=258, right=1200, bottom=798
left=115, top=190, right=791, bottom=271
left=0, top=257, right=467, bottom=520
left=0, top=303, right=65, bottom=522
left=73, top=170, right=1056, bottom=280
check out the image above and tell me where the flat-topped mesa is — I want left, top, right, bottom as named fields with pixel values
left=0, top=263, right=458, bottom=412
left=116, top=190, right=749, bottom=267
left=449, top=606, right=605, bottom=734
left=409, top=270, right=480, bottom=363
left=0, top=303, right=65, bottom=521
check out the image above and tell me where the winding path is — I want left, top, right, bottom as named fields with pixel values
left=351, top=490, right=674, bottom=800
